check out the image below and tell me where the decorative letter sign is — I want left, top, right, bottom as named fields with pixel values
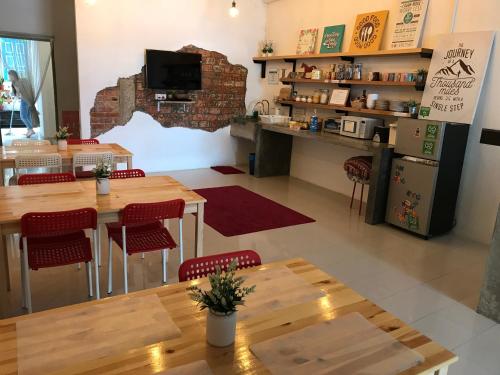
left=419, top=31, right=495, bottom=124
left=390, top=0, right=429, bottom=49
left=349, top=11, right=389, bottom=53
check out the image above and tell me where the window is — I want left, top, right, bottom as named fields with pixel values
left=0, top=37, right=28, bottom=80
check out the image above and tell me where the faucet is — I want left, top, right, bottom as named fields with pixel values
left=252, top=100, right=270, bottom=115
left=262, top=100, right=270, bottom=115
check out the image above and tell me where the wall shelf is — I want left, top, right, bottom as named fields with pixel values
left=280, top=78, right=424, bottom=90
left=278, top=100, right=411, bottom=118
left=253, top=48, right=433, bottom=78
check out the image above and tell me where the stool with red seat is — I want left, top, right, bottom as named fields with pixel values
left=67, top=138, right=100, bottom=145
left=20, top=208, right=99, bottom=313
left=344, top=156, right=373, bottom=215
left=18, top=173, right=76, bottom=185
left=110, top=169, right=146, bottom=179
left=106, top=199, right=185, bottom=294
left=178, top=250, right=262, bottom=282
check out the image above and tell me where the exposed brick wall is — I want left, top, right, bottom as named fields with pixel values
left=90, top=45, right=248, bottom=137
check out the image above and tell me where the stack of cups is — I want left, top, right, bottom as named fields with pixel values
left=366, top=94, right=379, bottom=109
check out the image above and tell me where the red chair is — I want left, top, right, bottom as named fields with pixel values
left=18, top=173, right=76, bottom=186
left=178, top=250, right=262, bottom=282
left=20, top=208, right=99, bottom=313
left=106, top=199, right=185, bottom=294
left=67, top=138, right=100, bottom=145
left=110, top=169, right=146, bottom=179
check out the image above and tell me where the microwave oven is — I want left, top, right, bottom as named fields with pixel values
left=340, top=116, right=383, bottom=139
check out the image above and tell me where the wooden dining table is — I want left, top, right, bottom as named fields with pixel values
left=0, top=258, right=457, bottom=374
left=0, top=176, right=206, bottom=317
left=0, top=143, right=134, bottom=186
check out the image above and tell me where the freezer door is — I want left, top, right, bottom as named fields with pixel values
left=386, top=158, right=439, bottom=236
left=395, top=118, right=445, bottom=161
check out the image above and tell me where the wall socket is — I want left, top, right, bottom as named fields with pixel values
left=155, top=93, right=167, bottom=101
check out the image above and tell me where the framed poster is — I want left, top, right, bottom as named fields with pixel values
left=320, top=25, right=345, bottom=54
left=296, top=28, right=318, bottom=55
left=419, top=31, right=495, bottom=124
left=349, top=11, right=389, bottom=52
left=390, top=0, right=429, bottom=49
left=329, top=89, right=350, bottom=106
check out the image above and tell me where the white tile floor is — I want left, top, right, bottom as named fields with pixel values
left=2, top=167, right=498, bottom=374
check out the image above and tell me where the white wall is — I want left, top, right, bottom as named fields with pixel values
left=75, top=0, right=265, bottom=171
left=263, top=0, right=499, bottom=244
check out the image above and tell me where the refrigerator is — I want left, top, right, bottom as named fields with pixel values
left=385, top=118, right=469, bottom=237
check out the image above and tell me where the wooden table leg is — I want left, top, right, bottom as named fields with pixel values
left=0, top=227, right=9, bottom=318
left=2, top=235, right=10, bottom=292
left=0, top=166, right=5, bottom=187
left=126, top=156, right=133, bottom=169
left=195, top=203, right=204, bottom=258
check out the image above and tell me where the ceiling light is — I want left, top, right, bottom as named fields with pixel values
left=229, top=1, right=239, bottom=17
left=85, top=0, right=97, bottom=5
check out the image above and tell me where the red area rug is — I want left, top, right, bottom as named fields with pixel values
left=194, top=185, right=315, bottom=237
left=210, top=166, right=245, bottom=175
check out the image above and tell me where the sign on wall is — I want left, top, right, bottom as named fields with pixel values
left=349, top=11, right=389, bottom=53
left=419, top=31, right=495, bottom=124
left=390, top=0, right=429, bottom=49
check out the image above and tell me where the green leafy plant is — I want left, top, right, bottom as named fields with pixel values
left=416, top=69, right=428, bottom=75
left=187, top=260, right=256, bottom=315
left=407, top=100, right=419, bottom=108
left=55, top=126, right=71, bottom=140
left=0, top=77, right=4, bottom=86
left=93, top=161, right=112, bottom=179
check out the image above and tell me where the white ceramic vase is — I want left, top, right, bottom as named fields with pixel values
left=96, top=178, right=110, bottom=195
left=57, top=139, right=68, bottom=151
left=206, top=310, right=237, bottom=347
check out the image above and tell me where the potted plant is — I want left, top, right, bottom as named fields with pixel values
left=416, top=69, right=428, bottom=91
left=187, top=260, right=256, bottom=347
left=407, top=100, right=419, bottom=119
left=93, top=161, right=112, bottom=195
left=55, top=126, right=71, bottom=150
left=0, top=77, right=4, bottom=91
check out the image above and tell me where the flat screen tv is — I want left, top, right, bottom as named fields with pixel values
left=145, top=50, right=202, bottom=90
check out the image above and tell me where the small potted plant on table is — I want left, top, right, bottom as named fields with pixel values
left=187, top=260, right=256, bottom=347
left=94, top=161, right=112, bottom=195
left=55, top=126, right=71, bottom=151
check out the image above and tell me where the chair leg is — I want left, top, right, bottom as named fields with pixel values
left=107, top=237, right=113, bottom=294
left=22, top=238, right=32, bottom=314
left=350, top=182, right=357, bottom=209
left=162, top=249, right=168, bottom=284
left=77, top=263, right=81, bottom=270
left=93, top=230, right=100, bottom=300
left=122, top=226, right=128, bottom=294
left=179, top=218, right=184, bottom=264
left=359, top=183, right=365, bottom=216
left=141, top=252, right=145, bottom=259
left=98, top=225, right=102, bottom=267
left=86, top=261, right=93, bottom=297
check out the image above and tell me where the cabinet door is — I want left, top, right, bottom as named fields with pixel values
left=385, top=159, right=438, bottom=236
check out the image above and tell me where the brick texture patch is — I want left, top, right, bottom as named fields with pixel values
left=90, top=45, right=248, bottom=137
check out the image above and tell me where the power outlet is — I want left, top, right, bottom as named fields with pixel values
left=155, top=93, right=167, bottom=101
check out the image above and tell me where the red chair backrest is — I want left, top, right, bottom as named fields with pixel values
left=21, top=208, right=98, bottom=237
left=178, top=250, right=262, bottom=282
left=121, top=199, right=185, bottom=226
left=67, top=138, right=100, bottom=145
left=18, top=173, right=76, bottom=186
left=110, top=169, right=146, bottom=179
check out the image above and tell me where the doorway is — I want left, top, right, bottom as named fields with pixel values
left=0, top=34, right=57, bottom=146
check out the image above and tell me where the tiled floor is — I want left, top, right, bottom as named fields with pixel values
left=2, top=167, right=498, bottom=374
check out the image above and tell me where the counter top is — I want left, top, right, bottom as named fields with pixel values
left=260, top=123, right=392, bottom=152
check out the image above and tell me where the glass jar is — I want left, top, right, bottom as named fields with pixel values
left=354, top=63, right=363, bottom=80
left=320, top=89, right=330, bottom=104
left=306, top=96, right=313, bottom=103
left=301, top=96, right=307, bottom=102
left=345, top=64, right=354, bottom=80
left=335, top=64, right=345, bottom=80
left=312, top=90, right=321, bottom=104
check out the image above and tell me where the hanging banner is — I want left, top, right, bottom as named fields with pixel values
left=419, top=31, right=495, bottom=124
left=390, top=0, right=429, bottom=49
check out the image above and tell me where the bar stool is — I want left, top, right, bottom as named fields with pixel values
left=344, top=156, right=373, bottom=215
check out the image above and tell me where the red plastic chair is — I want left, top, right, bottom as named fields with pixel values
left=178, top=250, right=262, bottom=282
left=18, top=173, right=76, bottom=186
left=106, top=199, right=185, bottom=294
left=20, top=208, right=99, bottom=313
left=110, top=169, right=146, bottom=179
left=67, top=138, right=100, bottom=145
